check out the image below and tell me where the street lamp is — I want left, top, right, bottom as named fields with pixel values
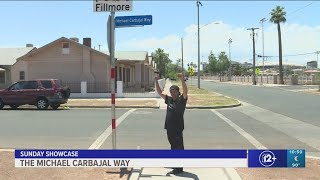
left=228, top=38, right=232, bottom=81
left=260, top=18, right=267, bottom=77
left=197, top=0, right=202, bottom=89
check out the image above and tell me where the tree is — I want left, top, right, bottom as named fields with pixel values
left=151, top=48, right=171, bottom=78
left=270, top=6, right=286, bottom=84
left=217, top=52, right=231, bottom=81
left=207, top=51, right=218, bottom=75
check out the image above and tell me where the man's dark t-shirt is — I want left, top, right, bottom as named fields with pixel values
left=165, top=95, right=187, bottom=131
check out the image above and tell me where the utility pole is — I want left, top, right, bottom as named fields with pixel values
left=247, top=27, right=259, bottom=85
left=181, top=37, right=184, bottom=74
left=197, top=0, right=202, bottom=89
left=260, top=18, right=267, bottom=77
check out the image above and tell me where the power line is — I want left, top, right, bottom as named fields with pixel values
left=287, top=2, right=315, bottom=16
left=257, top=51, right=319, bottom=58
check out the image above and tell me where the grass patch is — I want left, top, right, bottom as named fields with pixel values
left=170, top=80, right=239, bottom=107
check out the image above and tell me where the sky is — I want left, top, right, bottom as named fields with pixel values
left=1, top=0, right=320, bottom=68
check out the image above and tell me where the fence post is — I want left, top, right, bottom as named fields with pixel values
left=81, top=81, right=87, bottom=95
left=273, top=75, right=278, bottom=84
left=117, top=81, right=123, bottom=98
left=312, top=74, right=316, bottom=85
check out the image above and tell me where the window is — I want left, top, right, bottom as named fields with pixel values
left=0, top=72, right=5, bottom=84
left=19, top=71, right=25, bottom=80
left=41, top=80, right=53, bottom=89
left=10, top=82, right=24, bottom=90
left=54, top=80, right=62, bottom=88
left=62, top=42, right=70, bottom=54
left=22, top=81, right=38, bottom=89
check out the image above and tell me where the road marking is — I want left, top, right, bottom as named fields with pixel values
left=211, top=109, right=266, bottom=180
left=211, top=109, right=266, bottom=149
left=238, top=101, right=320, bottom=152
left=89, top=109, right=136, bottom=149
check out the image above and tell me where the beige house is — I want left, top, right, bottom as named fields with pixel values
left=9, top=37, right=157, bottom=93
left=0, top=46, right=35, bottom=88
left=109, top=51, right=156, bottom=92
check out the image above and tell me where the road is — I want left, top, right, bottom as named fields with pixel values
left=201, top=80, right=320, bottom=126
left=1, top=81, right=319, bottom=180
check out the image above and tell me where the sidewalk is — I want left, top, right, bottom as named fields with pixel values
left=132, top=167, right=241, bottom=180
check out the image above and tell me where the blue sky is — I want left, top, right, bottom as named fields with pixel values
left=1, top=1, right=319, bottom=67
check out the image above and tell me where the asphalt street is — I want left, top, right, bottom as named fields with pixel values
left=200, top=80, right=320, bottom=126
left=1, top=81, right=319, bottom=159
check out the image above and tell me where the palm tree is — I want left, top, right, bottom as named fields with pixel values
left=270, top=6, right=286, bottom=84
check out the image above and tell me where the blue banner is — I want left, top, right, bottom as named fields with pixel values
left=115, top=15, right=152, bottom=27
left=15, top=150, right=247, bottom=159
left=248, top=150, right=289, bottom=168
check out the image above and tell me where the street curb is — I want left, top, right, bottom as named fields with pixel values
left=63, top=103, right=241, bottom=110
left=128, top=167, right=143, bottom=180
left=63, top=106, right=160, bottom=109
left=186, top=102, right=241, bottom=109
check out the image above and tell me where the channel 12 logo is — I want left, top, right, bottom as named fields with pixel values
left=259, top=150, right=277, bottom=167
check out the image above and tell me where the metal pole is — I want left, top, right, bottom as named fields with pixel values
left=110, top=11, right=116, bottom=149
left=317, top=51, right=319, bottom=69
left=197, top=0, right=201, bottom=89
left=181, top=37, right=184, bottom=74
left=253, top=30, right=256, bottom=85
left=260, top=18, right=266, bottom=80
left=228, top=38, right=232, bottom=81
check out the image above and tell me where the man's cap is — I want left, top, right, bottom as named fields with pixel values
left=170, top=85, right=179, bottom=91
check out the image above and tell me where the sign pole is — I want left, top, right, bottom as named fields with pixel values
left=110, top=11, right=116, bottom=149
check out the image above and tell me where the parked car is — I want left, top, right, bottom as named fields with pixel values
left=0, top=79, right=70, bottom=110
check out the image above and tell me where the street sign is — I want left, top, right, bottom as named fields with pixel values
left=94, top=0, right=133, bottom=12
left=115, top=15, right=152, bottom=27
left=256, top=68, right=260, bottom=75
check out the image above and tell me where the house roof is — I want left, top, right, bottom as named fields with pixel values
left=101, top=50, right=148, bottom=61
left=0, top=47, right=35, bottom=65
left=17, top=37, right=107, bottom=62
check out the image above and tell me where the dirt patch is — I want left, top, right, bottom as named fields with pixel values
left=0, top=151, right=130, bottom=180
left=187, top=94, right=239, bottom=107
left=235, top=158, right=320, bottom=180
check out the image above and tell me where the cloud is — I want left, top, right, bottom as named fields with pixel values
left=119, top=22, right=320, bottom=67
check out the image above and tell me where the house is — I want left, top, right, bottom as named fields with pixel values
left=0, top=46, right=35, bottom=88
left=8, top=37, right=157, bottom=93
left=102, top=51, right=154, bottom=92
left=11, top=37, right=109, bottom=93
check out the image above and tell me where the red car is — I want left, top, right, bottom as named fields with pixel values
left=0, top=79, right=70, bottom=110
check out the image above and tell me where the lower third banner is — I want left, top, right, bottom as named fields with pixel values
left=15, top=149, right=247, bottom=168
